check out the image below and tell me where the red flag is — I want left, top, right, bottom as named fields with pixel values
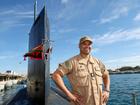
left=24, top=44, right=53, bottom=61
left=24, top=44, right=43, bottom=60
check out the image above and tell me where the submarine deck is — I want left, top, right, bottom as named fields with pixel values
left=5, top=87, right=70, bottom=105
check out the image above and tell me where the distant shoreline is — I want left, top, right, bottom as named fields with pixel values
left=50, top=67, right=140, bottom=75
left=108, top=66, right=140, bottom=75
left=109, top=70, right=140, bottom=75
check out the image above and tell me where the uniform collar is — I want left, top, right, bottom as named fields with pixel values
left=89, top=56, right=95, bottom=64
left=77, top=54, right=95, bottom=65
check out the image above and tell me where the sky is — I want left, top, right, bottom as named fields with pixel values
left=0, top=0, right=140, bottom=74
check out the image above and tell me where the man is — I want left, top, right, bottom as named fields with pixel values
left=52, top=36, right=110, bottom=105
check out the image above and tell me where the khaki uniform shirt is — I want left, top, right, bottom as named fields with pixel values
left=56, top=54, right=107, bottom=105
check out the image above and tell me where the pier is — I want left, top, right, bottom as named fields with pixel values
left=0, top=73, right=26, bottom=91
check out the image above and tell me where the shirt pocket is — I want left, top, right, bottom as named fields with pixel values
left=75, top=66, right=89, bottom=86
left=95, top=67, right=103, bottom=85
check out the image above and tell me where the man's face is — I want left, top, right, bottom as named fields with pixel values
left=79, top=41, right=92, bottom=55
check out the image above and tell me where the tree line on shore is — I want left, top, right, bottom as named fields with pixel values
left=108, top=65, right=140, bottom=74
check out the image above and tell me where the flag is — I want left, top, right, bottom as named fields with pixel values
left=24, top=44, right=52, bottom=60
left=24, top=44, right=43, bottom=60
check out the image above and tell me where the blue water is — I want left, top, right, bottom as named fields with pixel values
left=0, top=84, right=25, bottom=105
left=109, top=74, right=140, bottom=105
left=1, top=74, right=140, bottom=105
left=51, top=74, right=140, bottom=105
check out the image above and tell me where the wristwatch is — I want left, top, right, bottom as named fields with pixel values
left=104, top=89, right=110, bottom=93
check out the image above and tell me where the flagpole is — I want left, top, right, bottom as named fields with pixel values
left=34, top=0, right=37, bottom=21
left=44, top=0, right=46, bottom=9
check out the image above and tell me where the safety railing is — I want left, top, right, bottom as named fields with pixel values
left=119, top=91, right=140, bottom=105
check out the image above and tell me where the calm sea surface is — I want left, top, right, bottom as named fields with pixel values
left=0, top=74, right=140, bottom=105
left=109, top=74, right=140, bottom=105
left=51, top=73, right=140, bottom=105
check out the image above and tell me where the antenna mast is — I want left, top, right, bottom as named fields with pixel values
left=34, top=0, right=37, bottom=21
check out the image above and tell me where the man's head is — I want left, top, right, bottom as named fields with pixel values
left=79, top=36, right=93, bottom=45
left=79, top=36, right=93, bottom=55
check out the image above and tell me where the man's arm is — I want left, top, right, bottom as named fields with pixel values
left=52, top=70, right=80, bottom=103
left=52, top=70, right=72, bottom=97
left=102, top=70, right=110, bottom=103
left=103, top=70, right=110, bottom=92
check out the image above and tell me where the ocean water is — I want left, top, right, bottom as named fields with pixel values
left=109, top=74, right=140, bottom=105
left=0, top=84, right=25, bottom=105
left=0, top=74, right=140, bottom=105
left=51, top=74, right=140, bottom=105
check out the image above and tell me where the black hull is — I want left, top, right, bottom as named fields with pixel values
left=5, top=5, right=70, bottom=105
left=27, top=6, right=50, bottom=104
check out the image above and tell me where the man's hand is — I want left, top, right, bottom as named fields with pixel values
left=68, top=93, right=85, bottom=105
left=102, top=90, right=110, bottom=104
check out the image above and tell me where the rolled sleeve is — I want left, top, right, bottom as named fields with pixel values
left=98, top=60, right=107, bottom=75
left=57, top=60, right=73, bottom=76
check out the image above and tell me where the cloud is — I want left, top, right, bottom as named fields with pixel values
left=58, top=28, right=75, bottom=33
left=95, top=27, right=140, bottom=45
left=0, top=10, right=15, bottom=15
left=101, top=7, right=128, bottom=24
left=105, top=55, right=140, bottom=69
left=106, top=55, right=140, bottom=63
left=56, top=0, right=95, bottom=21
left=0, top=5, right=33, bottom=31
left=0, top=9, right=33, bottom=19
left=134, top=13, right=140, bottom=21
left=0, top=19, right=28, bottom=32
left=61, top=0, right=69, bottom=4
left=99, top=1, right=132, bottom=24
